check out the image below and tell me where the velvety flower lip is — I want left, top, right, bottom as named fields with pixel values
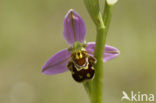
left=86, top=42, right=120, bottom=62
left=63, top=9, right=86, bottom=45
left=42, top=49, right=71, bottom=75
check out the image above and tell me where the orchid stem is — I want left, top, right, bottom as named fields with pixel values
left=92, top=12, right=105, bottom=103
left=102, top=1, right=114, bottom=33
left=93, top=1, right=115, bottom=103
left=83, top=0, right=117, bottom=103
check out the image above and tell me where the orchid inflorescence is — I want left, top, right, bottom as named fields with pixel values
left=42, top=9, right=120, bottom=82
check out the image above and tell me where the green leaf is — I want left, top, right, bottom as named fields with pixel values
left=83, top=0, right=100, bottom=26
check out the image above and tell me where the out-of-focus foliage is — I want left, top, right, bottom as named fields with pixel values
left=0, top=0, right=156, bottom=103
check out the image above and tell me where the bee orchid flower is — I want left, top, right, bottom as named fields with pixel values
left=42, top=9, right=120, bottom=82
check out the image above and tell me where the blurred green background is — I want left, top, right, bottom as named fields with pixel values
left=0, top=0, right=156, bottom=103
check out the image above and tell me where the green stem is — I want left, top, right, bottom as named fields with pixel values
left=102, top=1, right=114, bottom=33
left=92, top=1, right=115, bottom=103
left=92, top=13, right=105, bottom=103
left=83, top=0, right=117, bottom=103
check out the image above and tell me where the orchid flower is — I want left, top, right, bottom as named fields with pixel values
left=42, top=9, right=120, bottom=78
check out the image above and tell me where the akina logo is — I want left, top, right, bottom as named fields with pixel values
left=121, top=91, right=155, bottom=102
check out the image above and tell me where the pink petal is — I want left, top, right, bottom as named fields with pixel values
left=63, top=9, right=86, bottom=45
left=86, top=42, right=120, bottom=62
left=42, top=49, right=71, bottom=75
